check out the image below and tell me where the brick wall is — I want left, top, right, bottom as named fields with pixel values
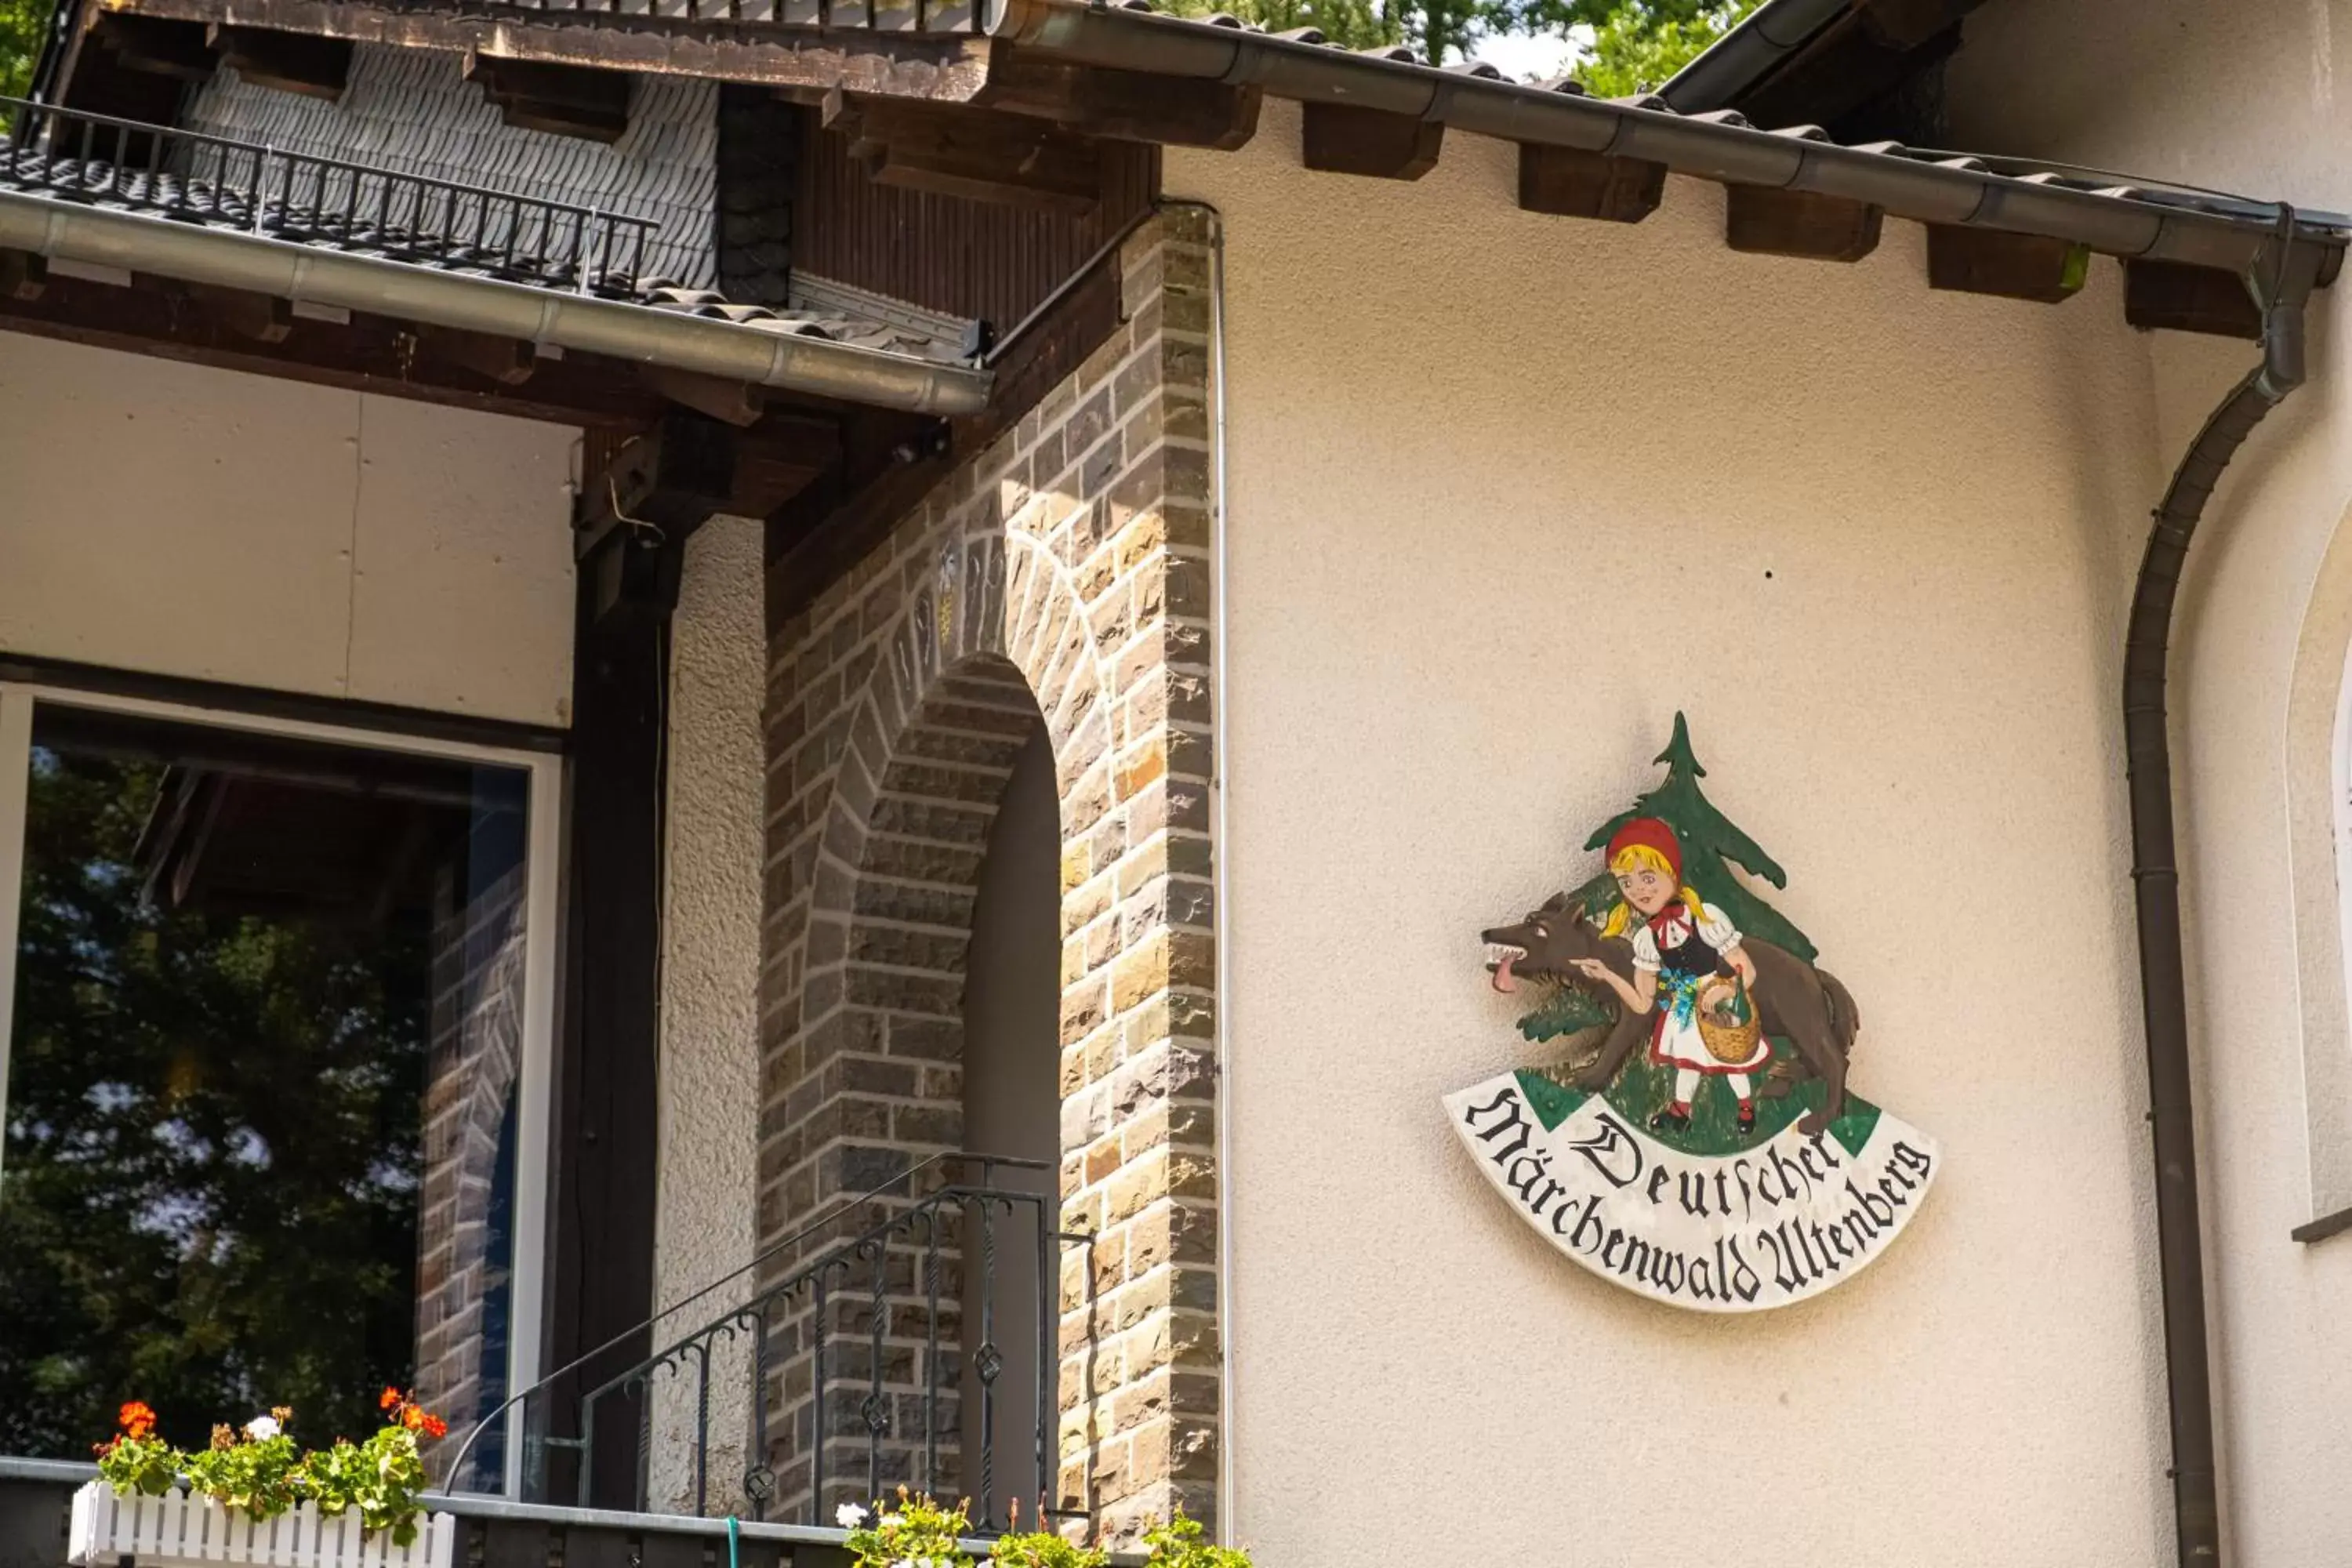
left=759, top=205, right=1221, bottom=1541
left=414, top=859, right=528, bottom=1483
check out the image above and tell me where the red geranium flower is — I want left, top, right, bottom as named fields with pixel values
left=379, top=1386, right=404, bottom=1413
left=117, top=1402, right=156, bottom=1440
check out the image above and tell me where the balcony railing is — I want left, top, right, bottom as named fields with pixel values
left=0, top=96, right=660, bottom=295
left=451, top=1154, right=1087, bottom=1533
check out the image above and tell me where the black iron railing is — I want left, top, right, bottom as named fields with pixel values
left=0, top=96, right=659, bottom=294
left=450, top=1154, right=1087, bottom=1531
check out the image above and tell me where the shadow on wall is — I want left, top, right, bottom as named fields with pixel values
left=962, top=720, right=1062, bottom=1522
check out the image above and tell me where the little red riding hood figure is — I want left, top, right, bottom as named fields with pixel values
left=1571, top=817, right=1768, bottom=1135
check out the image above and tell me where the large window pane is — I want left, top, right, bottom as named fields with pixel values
left=0, top=702, right=530, bottom=1483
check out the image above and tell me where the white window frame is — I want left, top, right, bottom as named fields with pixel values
left=0, top=681, right=561, bottom=1494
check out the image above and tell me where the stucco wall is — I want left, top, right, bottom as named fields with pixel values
left=1168, top=103, right=2176, bottom=1567
left=649, top=514, right=768, bottom=1513
left=1947, top=5, right=2352, bottom=1563
left=0, top=333, right=576, bottom=724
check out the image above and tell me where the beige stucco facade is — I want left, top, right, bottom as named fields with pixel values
left=1170, top=101, right=2194, bottom=1566
left=1947, top=5, right=2352, bottom=1563
left=0, top=333, right=579, bottom=726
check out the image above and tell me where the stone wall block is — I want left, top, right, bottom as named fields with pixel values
left=759, top=209, right=1222, bottom=1539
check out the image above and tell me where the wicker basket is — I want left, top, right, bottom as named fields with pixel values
left=1696, top=978, right=1762, bottom=1065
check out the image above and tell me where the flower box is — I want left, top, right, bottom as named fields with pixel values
left=68, top=1483, right=456, bottom=1568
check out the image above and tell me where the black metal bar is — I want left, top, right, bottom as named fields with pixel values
left=750, top=1301, right=771, bottom=1522
left=1033, top=1195, right=1051, bottom=1522
left=923, top=1210, right=941, bottom=1497
left=977, top=1195, right=997, bottom=1530
left=692, top=1340, right=711, bottom=1515
left=811, top=1272, right=829, bottom=1525
left=866, top=1243, right=886, bottom=1507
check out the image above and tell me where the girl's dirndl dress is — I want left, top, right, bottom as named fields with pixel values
left=1629, top=901, right=1768, bottom=1075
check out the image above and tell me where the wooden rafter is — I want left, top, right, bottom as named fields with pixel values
left=210, top=24, right=350, bottom=98
left=1725, top=186, right=1884, bottom=263
left=465, top=51, right=632, bottom=142
left=0, top=260, right=662, bottom=426
left=2125, top=260, right=2263, bottom=340
left=1300, top=101, right=1443, bottom=181
left=974, top=44, right=1260, bottom=151
left=90, top=12, right=213, bottom=81
left=824, top=89, right=1102, bottom=213
left=92, top=0, right=990, bottom=97
left=1926, top=226, right=2089, bottom=304
left=1517, top=144, right=1663, bottom=223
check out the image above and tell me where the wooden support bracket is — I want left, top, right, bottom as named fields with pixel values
left=0, top=251, right=46, bottom=302
left=641, top=364, right=763, bottom=426
left=1725, top=186, right=1883, bottom=263
left=417, top=324, right=537, bottom=386
left=465, top=52, right=631, bottom=143
left=183, top=282, right=295, bottom=343
left=1517, top=143, right=1664, bottom=223
left=2125, top=259, right=2263, bottom=340
left=975, top=45, right=1261, bottom=151
left=210, top=25, right=350, bottom=99
left=1926, top=225, right=2090, bottom=304
left=92, top=13, right=214, bottom=82
left=823, top=90, right=1101, bottom=214
left=1301, top=101, right=1443, bottom=181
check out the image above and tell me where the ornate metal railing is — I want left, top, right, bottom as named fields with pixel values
left=450, top=1153, right=1087, bottom=1532
left=0, top=96, right=659, bottom=294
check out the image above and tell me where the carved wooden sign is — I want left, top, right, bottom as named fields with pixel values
left=1447, top=716, right=1940, bottom=1312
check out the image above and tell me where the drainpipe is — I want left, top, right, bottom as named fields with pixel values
left=2125, top=210, right=2320, bottom=1568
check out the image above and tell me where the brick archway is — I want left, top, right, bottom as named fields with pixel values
left=761, top=209, right=1221, bottom=1541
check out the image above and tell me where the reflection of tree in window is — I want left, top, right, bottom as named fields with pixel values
left=0, top=714, right=521, bottom=1465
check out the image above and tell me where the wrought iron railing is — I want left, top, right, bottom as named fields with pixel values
left=449, top=1153, right=1087, bottom=1532
left=0, top=96, right=659, bottom=294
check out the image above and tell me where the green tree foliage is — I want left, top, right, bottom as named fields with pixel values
left=1567, top=0, right=1759, bottom=95
left=0, top=747, right=428, bottom=1458
left=0, top=0, right=49, bottom=100
left=1154, top=0, right=1755, bottom=85
left=1577, top=710, right=1818, bottom=963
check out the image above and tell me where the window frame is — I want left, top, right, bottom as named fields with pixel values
left=0, top=680, right=562, bottom=1494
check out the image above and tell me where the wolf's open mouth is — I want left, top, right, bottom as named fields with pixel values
left=1485, top=942, right=1526, bottom=993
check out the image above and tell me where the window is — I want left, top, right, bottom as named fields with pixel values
left=0, top=686, right=557, bottom=1490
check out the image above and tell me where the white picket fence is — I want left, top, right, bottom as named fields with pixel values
left=67, top=1483, right=456, bottom=1568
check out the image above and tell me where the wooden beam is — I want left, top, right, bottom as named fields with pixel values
left=2125, top=259, right=2263, bottom=340
left=185, top=283, right=295, bottom=343
left=98, top=0, right=989, bottom=98
left=1725, top=185, right=1882, bottom=262
left=641, top=364, right=764, bottom=426
left=209, top=24, right=350, bottom=99
left=91, top=13, right=213, bottom=82
left=1926, top=226, right=2089, bottom=304
left=825, top=92, right=1101, bottom=214
left=1516, top=143, right=1663, bottom=223
left=0, top=252, right=45, bottom=302
left=974, top=45, right=1260, bottom=151
left=466, top=52, right=631, bottom=143
left=0, top=263, right=667, bottom=426
left=1301, top=102, right=1442, bottom=181
left=416, top=324, right=538, bottom=386
left=768, top=234, right=1120, bottom=630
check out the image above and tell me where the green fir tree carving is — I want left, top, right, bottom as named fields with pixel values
left=1575, top=713, right=1818, bottom=964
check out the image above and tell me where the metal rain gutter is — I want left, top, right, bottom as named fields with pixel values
left=0, top=189, right=993, bottom=416
left=1657, top=0, right=1849, bottom=114
left=2123, top=215, right=2321, bottom=1568
left=988, top=0, right=2348, bottom=274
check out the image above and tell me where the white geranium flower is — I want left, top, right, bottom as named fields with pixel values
left=879, top=1515, right=903, bottom=1530
left=836, top=1504, right=868, bottom=1530
left=243, top=1415, right=280, bottom=1441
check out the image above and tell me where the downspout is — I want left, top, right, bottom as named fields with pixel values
left=2125, top=210, right=2320, bottom=1568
